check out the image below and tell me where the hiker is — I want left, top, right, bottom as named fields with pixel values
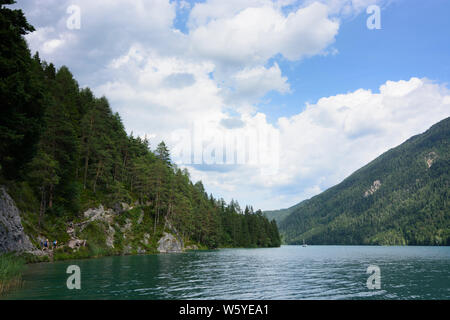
left=44, top=239, right=49, bottom=251
left=53, top=240, right=58, bottom=249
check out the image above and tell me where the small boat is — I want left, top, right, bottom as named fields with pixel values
left=302, top=239, right=307, bottom=247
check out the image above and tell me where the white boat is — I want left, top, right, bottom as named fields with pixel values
left=302, top=239, right=307, bottom=247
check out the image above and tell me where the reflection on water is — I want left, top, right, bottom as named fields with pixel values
left=4, top=246, right=450, bottom=300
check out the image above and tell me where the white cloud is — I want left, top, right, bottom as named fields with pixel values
left=224, top=63, right=290, bottom=106
left=42, top=38, right=65, bottom=53
left=185, top=78, right=450, bottom=210
left=94, top=46, right=225, bottom=145
left=189, top=2, right=339, bottom=66
left=17, top=0, right=447, bottom=212
left=188, top=0, right=272, bottom=28
left=22, top=0, right=179, bottom=78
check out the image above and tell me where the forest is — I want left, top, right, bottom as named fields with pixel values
left=0, top=1, right=281, bottom=253
left=277, top=117, right=449, bottom=246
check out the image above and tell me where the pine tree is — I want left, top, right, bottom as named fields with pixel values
left=155, top=141, right=171, bottom=164
left=28, top=151, right=59, bottom=228
left=0, top=1, right=45, bottom=178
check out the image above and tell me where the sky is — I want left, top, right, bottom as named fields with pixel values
left=14, top=0, right=450, bottom=210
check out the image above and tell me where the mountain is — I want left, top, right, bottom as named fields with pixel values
left=264, top=202, right=304, bottom=225
left=274, top=117, right=450, bottom=246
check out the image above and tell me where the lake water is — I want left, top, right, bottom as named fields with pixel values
left=4, top=246, right=450, bottom=300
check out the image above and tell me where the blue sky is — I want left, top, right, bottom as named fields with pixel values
left=16, top=0, right=450, bottom=210
left=259, top=0, right=450, bottom=123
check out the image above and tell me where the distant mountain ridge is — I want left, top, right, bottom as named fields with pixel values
left=263, top=202, right=304, bottom=225
left=269, top=117, right=450, bottom=245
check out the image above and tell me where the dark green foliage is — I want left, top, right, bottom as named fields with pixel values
left=278, top=117, right=450, bottom=246
left=155, top=141, right=171, bottom=164
left=0, top=3, right=281, bottom=251
left=0, top=1, right=45, bottom=179
left=264, top=202, right=303, bottom=225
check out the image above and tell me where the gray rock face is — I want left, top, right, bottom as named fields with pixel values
left=84, top=205, right=106, bottom=220
left=106, top=225, right=115, bottom=248
left=83, top=205, right=113, bottom=224
left=0, top=187, right=34, bottom=253
left=157, top=232, right=183, bottom=253
left=67, top=239, right=86, bottom=250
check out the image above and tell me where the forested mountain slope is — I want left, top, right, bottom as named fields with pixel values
left=278, top=117, right=450, bottom=245
left=0, top=2, right=280, bottom=257
left=264, top=202, right=304, bottom=225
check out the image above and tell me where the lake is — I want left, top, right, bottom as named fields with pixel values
left=4, top=246, right=450, bottom=300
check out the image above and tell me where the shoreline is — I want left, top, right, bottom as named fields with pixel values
left=17, top=242, right=282, bottom=264
left=19, top=242, right=449, bottom=264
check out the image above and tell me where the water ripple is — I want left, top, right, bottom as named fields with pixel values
left=3, top=246, right=450, bottom=300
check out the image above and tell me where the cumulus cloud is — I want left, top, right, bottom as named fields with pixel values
left=189, top=2, right=339, bottom=66
left=20, top=0, right=337, bottom=114
left=94, top=46, right=224, bottom=143
left=185, top=78, right=450, bottom=210
left=15, top=0, right=447, bottom=211
left=224, top=63, right=290, bottom=106
left=25, top=26, right=77, bottom=57
left=21, top=0, right=179, bottom=80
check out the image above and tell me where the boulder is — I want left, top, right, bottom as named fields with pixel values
left=0, top=187, right=34, bottom=253
left=157, top=232, right=183, bottom=253
left=84, top=205, right=105, bottom=219
left=67, top=239, right=86, bottom=249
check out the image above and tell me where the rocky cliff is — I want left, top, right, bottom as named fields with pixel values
left=0, top=187, right=34, bottom=253
left=0, top=185, right=191, bottom=257
left=62, top=204, right=188, bottom=256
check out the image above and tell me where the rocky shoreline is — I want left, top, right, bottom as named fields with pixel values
left=1, top=186, right=200, bottom=263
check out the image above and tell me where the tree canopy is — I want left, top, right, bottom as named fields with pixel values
left=0, top=2, right=281, bottom=250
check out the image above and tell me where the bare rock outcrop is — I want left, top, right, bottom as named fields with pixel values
left=157, top=232, right=183, bottom=253
left=425, top=151, right=438, bottom=168
left=364, top=180, right=381, bottom=197
left=83, top=205, right=114, bottom=223
left=0, top=187, right=34, bottom=253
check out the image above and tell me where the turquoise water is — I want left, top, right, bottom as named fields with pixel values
left=4, top=246, right=450, bottom=300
